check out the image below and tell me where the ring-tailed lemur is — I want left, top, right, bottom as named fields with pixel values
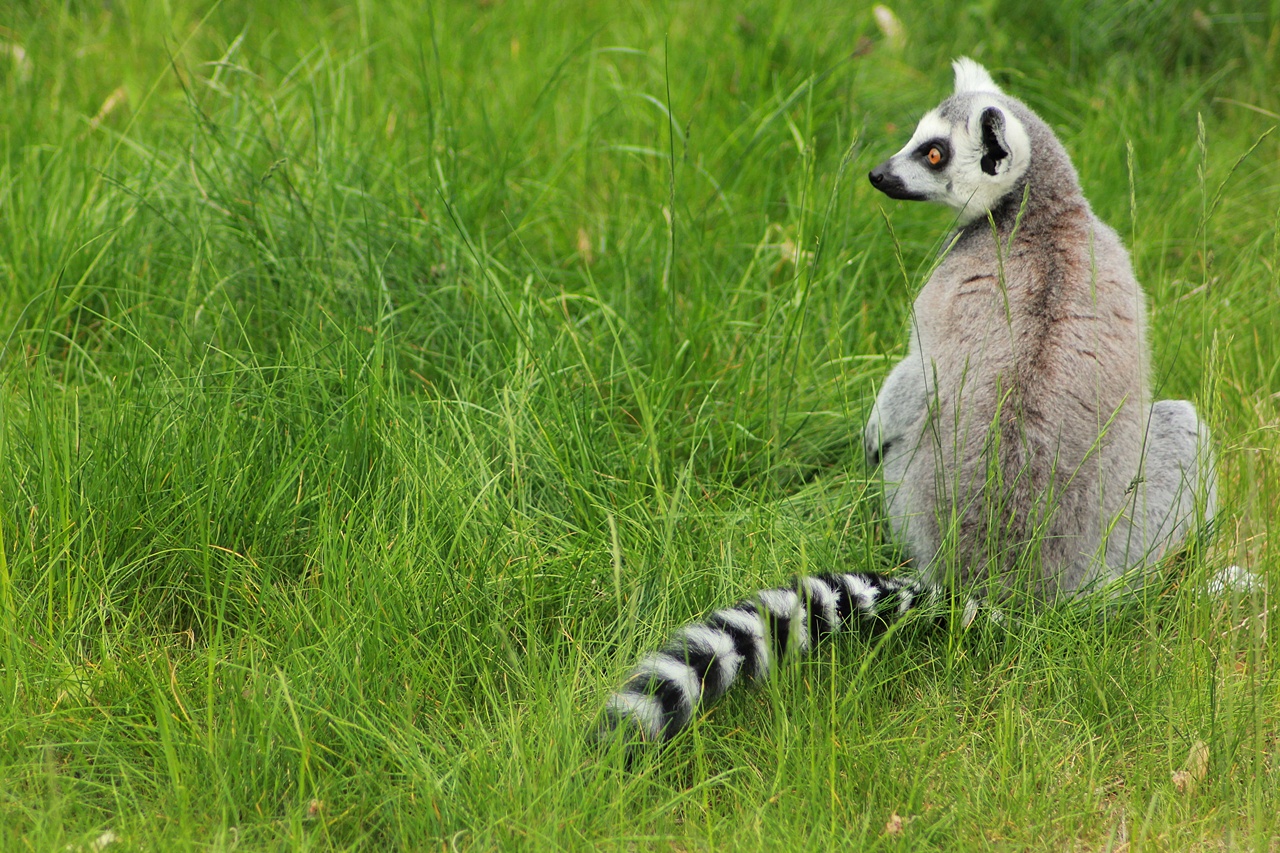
left=598, top=58, right=1215, bottom=745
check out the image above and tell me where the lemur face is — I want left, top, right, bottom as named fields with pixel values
left=868, top=58, right=1031, bottom=225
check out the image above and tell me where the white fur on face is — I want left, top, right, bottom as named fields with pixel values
left=880, top=98, right=1030, bottom=224
left=879, top=110, right=953, bottom=202
left=904, top=111, right=954, bottom=151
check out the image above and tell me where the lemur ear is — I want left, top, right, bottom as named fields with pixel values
left=953, top=57, right=1001, bottom=95
left=979, top=107, right=1009, bottom=176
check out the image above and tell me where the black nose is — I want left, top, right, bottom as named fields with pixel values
left=867, top=162, right=922, bottom=201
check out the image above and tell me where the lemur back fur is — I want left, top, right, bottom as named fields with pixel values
left=865, top=58, right=1213, bottom=598
left=597, top=59, right=1215, bottom=746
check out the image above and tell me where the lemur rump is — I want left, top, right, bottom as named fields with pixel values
left=598, top=59, right=1215, bottom=745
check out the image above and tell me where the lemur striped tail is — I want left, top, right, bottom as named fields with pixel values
left=600, top=572, right=951, bottom=745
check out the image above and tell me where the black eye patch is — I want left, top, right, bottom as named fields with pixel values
left=916, top=140, right=949, bottom=169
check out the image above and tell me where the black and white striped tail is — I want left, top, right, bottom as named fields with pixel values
left=600, top=572, right=949, bottom=745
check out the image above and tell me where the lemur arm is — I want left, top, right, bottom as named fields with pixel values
left=863, top=352, right=929, bottom=467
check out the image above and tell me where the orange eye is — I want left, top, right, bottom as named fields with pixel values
left=927, top=147, right=943, bottom=165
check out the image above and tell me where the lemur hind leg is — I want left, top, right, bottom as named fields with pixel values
left=1105, top=400, right=1217, bottom=578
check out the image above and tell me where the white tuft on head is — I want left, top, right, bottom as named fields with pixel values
left=952, top=57, right=1001, bottom=95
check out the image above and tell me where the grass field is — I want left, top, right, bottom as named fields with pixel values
left=1, top=1, right=1278, bottom=849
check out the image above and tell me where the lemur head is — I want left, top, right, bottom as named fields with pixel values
left=868, top=58, right=1032, bottom=225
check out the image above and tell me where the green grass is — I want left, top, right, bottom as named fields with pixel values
left=1, top=0, right=1278, bottom=849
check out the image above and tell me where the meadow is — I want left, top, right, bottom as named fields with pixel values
left=1, top=1, right=1278, bottom=849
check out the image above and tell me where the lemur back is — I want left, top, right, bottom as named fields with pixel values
left=864, top=58, right=1212, bottom=598
left=597, top=59, right=1215, bottom=746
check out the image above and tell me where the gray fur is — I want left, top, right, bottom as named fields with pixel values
left=864, top=59, right=1215, bottom=601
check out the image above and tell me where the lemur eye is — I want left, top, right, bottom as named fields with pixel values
left=916, top=140, right=948, bottom=168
